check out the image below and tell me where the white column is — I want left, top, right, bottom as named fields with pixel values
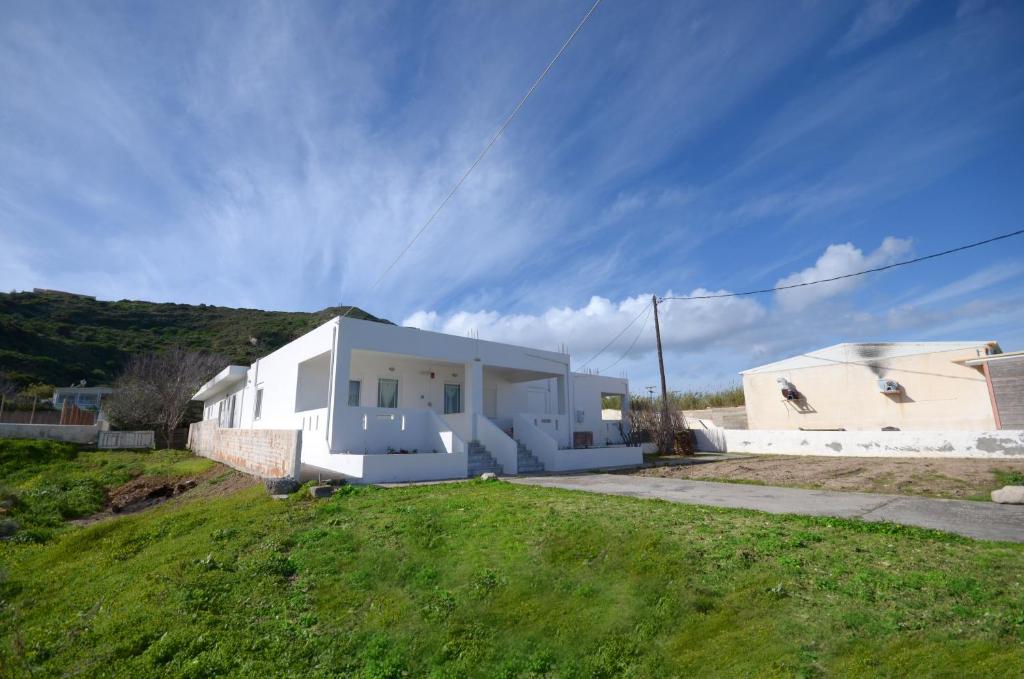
left=328, top=323, right=352, bottom=453
left=556, top=373, right=567, bottom=415
left=466, top=359, right=484, bottom=441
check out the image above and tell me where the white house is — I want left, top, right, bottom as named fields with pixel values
left=192, top=316, right=640, bottom=483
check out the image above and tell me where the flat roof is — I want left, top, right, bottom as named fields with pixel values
left=961, top=350, right=1024, bottom=366
left=741, top=341, right=1000, bottom=375
left=192, top=365, right=249, bottom=401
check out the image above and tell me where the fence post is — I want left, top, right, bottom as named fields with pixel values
left=30, top=396, right=37, bottom=424
left=0, top=394, right=4, bottom=421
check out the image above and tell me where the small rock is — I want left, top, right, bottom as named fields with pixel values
left=264, top=478, right=301, bottom=495
left=480, top=472, right=498, bottom=481
left=991, top=485, right=1024, bottom=504
left=310, top=485, right=336, bottom=499
left=0, top=518, right=19, bottom=538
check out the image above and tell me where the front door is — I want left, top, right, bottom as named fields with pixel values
left=444, top=383, right=461, bottom=414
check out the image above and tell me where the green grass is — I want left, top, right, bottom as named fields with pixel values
left=0, top=439, right=213, bottom=544
left=2, top=451, right=1023, bottom=677
left=995, top=470, right=1024, bottom=487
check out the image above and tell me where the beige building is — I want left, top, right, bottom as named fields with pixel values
left=741, top=341, right=1004, bottom=431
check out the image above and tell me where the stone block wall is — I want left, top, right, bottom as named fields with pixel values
left=188, top=419, right=301, bottom=479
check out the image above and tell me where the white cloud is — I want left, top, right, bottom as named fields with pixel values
left=902, top=261, right=1024, bottom=308
left=831, top=0, right=921, bottom=55
left=774, top=236, right=912, bottom=312
left=403, top=290, right=767, bottom=370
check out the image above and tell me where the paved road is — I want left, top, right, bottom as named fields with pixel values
left=508, top=474, right=1024, bottom=543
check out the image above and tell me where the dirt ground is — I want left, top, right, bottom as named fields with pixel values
left=71, top=466, right=257, bottom=526
left=628, top=455, right=1024, bottom=500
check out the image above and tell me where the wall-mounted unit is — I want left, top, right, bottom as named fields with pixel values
left=877, top=379, right=902, bottom=394
left=777, top=378, right=800, bottom=401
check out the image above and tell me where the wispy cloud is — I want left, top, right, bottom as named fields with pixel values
left=831, top=0, right=921, bottom=55
left=2, top=1, right=1022, bottom=389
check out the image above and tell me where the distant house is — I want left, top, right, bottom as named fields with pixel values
left=191, top=317, right=639, bottom=483
left=740, top=341, right=1008, bottom=431
left=52, top=385, right=114, bottom=413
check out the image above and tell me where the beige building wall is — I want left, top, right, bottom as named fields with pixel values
left=743, top=346, right=997, bottom=431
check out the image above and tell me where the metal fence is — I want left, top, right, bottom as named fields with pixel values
left=0, top=399, right=97, bottom=425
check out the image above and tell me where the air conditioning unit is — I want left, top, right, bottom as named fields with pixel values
left=877, top=379, right=902, bottom=394
left=777, top=377, right=800, bottom=401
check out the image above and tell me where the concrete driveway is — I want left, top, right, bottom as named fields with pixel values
left=508, top=474, right=1024, bottom=543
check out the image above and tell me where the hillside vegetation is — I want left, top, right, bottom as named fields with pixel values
left=2, top=442, right=1023, bottom=677
left=0, top=290, right=387, bottom=387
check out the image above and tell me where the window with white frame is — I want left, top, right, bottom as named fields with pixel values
left=377, top=378, right=398, bottom=408
left=254, top=388, right=264, bottom=420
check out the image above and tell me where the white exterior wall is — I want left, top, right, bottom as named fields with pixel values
left=570, top=373, right=630, bottom=446
left=742, top=344, right=998, bottom=431
left=246, top=320, right=337, bottom=432
left=194, top=317, right=641, bottom=482
left=348, top=351, right=465, bottom=414
left=694, top=426, right=1024, bottom=458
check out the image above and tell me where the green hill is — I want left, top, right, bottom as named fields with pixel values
left=0, top=290, right=388, bottom=388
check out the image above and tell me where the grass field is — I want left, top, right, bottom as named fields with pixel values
left=2, top=441, right=1023, bottom=677
left=0, top=439, right=214, bottom=544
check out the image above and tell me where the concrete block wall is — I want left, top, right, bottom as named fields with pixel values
left=0, top=422, right=105, bottom=444
left=188, top=419, right=301, bottom=479
left=682, top=406, right=748, bottom=430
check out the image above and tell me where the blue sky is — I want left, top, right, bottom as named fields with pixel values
left=2, top=0, right=1023, bottom=392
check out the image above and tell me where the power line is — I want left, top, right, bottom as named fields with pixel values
left=362, top=0, right=605, bottom=299
left=580, top=228, right=1023, bottom=369
left=659, top=228, right=1024, bottom=303
left=600, top=303, right=652, bottom=373
left=577, top=302, right=651, bottom=369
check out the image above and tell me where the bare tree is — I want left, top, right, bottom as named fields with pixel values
left=0, top=375, right=18, bottom=399
left=106, top=347, right=225, bottom=446
left=627, top=394, right=693, bottom=455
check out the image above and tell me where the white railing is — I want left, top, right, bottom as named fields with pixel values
left=476, top=414, right=518, bottom=474
left=298, top=407, right=329, bottom=434
left=426, top=410, right=466, bottom=455
left=443, top=412, right=473, bottom=445
left=518, top=412, right=569, bottom=448
left=513, top=413, right=558, bottom=470
left=333, top=406, right=470, bottom=456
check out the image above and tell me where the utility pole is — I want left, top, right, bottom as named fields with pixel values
left=652, top=295, right=671, bottom=452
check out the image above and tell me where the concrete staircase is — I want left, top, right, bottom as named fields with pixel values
left=467, top=442, right=503, bottom=477
left=515, top=441, right=545, bottom=474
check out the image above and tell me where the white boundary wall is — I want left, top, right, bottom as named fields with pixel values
left=695, top=427, right=1024, bottom=458
left=98, top=431, right=156, bottom=449
left=0, top=422, right=106, bottom=444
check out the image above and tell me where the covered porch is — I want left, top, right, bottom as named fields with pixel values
left=331, top=349, right=568, bottom=453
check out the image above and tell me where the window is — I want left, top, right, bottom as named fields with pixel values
left=377, top=378, right=398, bottom=408
left=254, top=388, right=264, bottom=420
left=348, top=380, right=361, bottom=407
left=444, top=384, right=461, bottom=414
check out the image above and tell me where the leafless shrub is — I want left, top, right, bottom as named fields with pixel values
left=0, top=375, right=18, bottom=399
left=105, top=347, right=224, bottom=446
left=628, top=395, right=694, bottom=455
